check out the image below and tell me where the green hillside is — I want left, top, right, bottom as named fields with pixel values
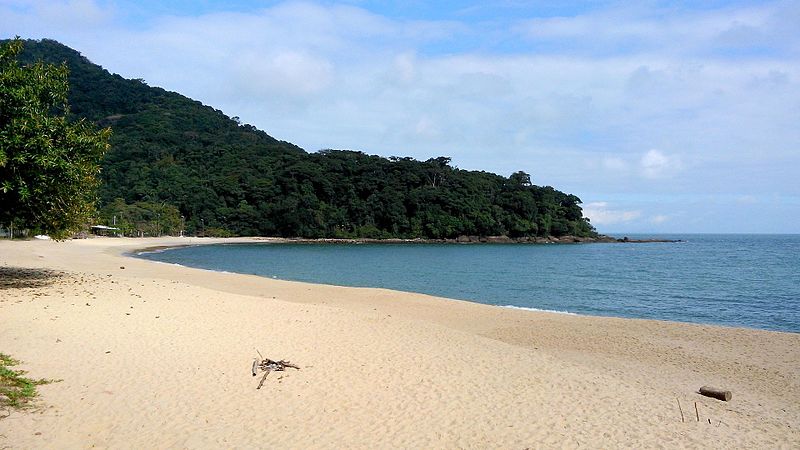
left=15, top=38, right=595, bottom=239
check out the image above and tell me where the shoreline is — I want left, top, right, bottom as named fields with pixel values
left=105, top=238, right=789, bottom=335
left=123, top=233, right=682, bottom=254
left=1, top=237, right=798, bottom=447
left=132, top=237, right=786, bottom=334
left=133, top=246, right=584, bottom=320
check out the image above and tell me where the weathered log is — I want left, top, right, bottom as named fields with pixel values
left=699, top=386, right=732, bottom=401
left=251, top=359, right=259, bottom=377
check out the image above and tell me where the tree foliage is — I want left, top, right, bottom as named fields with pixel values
left=15, top=39, right=595, bottom=239
left=98, top=198, right=181, bottom=237
left=0, top=38, right=110, bottom=239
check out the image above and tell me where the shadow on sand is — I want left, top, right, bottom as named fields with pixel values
left=0, top=267, right=66, bottom=290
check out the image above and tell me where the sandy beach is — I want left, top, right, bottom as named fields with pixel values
left=1, top=237, right=798, bottom=448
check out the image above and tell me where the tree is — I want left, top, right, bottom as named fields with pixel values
left=99, top=198, right=182, bottom=237
left=0, top=38, right=110, bottom=239
left=508, top=171, right=532, bottom=188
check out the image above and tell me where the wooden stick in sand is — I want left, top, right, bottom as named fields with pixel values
left=676, top=398, right=685, bottom=423
left=257, top=370, right=271, bottom=390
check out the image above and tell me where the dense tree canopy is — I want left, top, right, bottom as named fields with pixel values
left=0, top=38, right=109, bottom=239
left=15, top=39, right=595, bottom=239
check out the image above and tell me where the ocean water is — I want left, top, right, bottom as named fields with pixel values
left=137, top=235, right=800, bottom=333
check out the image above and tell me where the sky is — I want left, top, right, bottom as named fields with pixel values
left=2, top=0, right=799, bottom=233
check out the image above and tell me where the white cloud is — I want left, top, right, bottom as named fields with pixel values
left=650, top=214, right=669, bottom=224
left=0, top=0, right=114, bottom=32
left=233, top=50, right=333, bottom=97
left=393, top=52, right=416, bottom=83
left=602, top=156, right=628, bottom=171
left=36, top=0, right=111, bottom=25
left=640, top=149, right=681, bottom=179
left=414, top=116, right=440, bottom=138
left=583, top=202, right=642, bottom=225
left=513, top=2, right=798, bottom=57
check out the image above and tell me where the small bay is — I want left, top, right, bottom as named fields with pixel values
left=137, top=234, right=800, bottom=333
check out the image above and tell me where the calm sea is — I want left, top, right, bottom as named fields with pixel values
left=137, top=235, right=800, bottom=333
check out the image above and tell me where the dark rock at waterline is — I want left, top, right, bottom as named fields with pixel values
left=281, top=234, right=681, bottom=245
left=616, top=236, right=683, bottom=243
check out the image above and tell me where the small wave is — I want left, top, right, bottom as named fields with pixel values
left=502, top=305, right=578, bottom=315
left=135, top=249, right=165, bottom=256
left=146, top=260, right=186, bottom=267
left=134, top=243, right=206, bottom=256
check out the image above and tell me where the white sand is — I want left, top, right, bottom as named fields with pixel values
left=1, top=237, right=798, bottom=448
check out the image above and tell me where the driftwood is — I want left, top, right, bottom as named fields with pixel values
left=251, top=354, right=300, bottom=389
left=257, top=370, right=269, bottom=390
left=699, top=386, right=732, bottom=402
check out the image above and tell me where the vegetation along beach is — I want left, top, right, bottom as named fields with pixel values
left=2, top=0, right=800, bottom=448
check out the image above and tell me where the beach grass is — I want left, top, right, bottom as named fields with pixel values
left=0, top=353, right=56, bottom=410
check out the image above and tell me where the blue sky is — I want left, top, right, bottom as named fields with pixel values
left=2, top=0, right=799, bottom=233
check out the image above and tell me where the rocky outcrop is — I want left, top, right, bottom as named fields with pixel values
left=280, top=234, right=681, bottom=245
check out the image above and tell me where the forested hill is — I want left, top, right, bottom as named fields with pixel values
left=17, top=38, right=596, bottom=239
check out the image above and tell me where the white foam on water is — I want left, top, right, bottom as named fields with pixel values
left=146, top=260, right=185, bottom=267
left=502, top=305, right=578, bottom=315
